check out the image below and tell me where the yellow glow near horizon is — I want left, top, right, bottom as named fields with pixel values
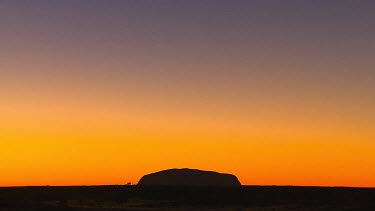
left=1, top=93, right=374, bottom=187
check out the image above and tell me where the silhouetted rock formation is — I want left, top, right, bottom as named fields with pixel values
left=138, top=168, right=241, bottom=187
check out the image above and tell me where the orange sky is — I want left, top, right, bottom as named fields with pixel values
left=1, top=1, right=375, bottom=187
left=1, top=86, right=374, bottom=187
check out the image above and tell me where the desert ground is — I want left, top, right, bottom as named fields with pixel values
left=1, top=185, right=375, bottom=210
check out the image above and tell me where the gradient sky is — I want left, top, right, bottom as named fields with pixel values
left=1, top=0, right=375, bottom=187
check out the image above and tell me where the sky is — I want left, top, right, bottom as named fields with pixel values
left=1, top=0, right=375, bottom=187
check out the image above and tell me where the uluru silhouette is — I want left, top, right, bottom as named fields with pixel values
left=138, top=168, right=241, bottom=187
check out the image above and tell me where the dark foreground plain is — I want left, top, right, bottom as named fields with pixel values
left=1, top=185, right=375, bottom=211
